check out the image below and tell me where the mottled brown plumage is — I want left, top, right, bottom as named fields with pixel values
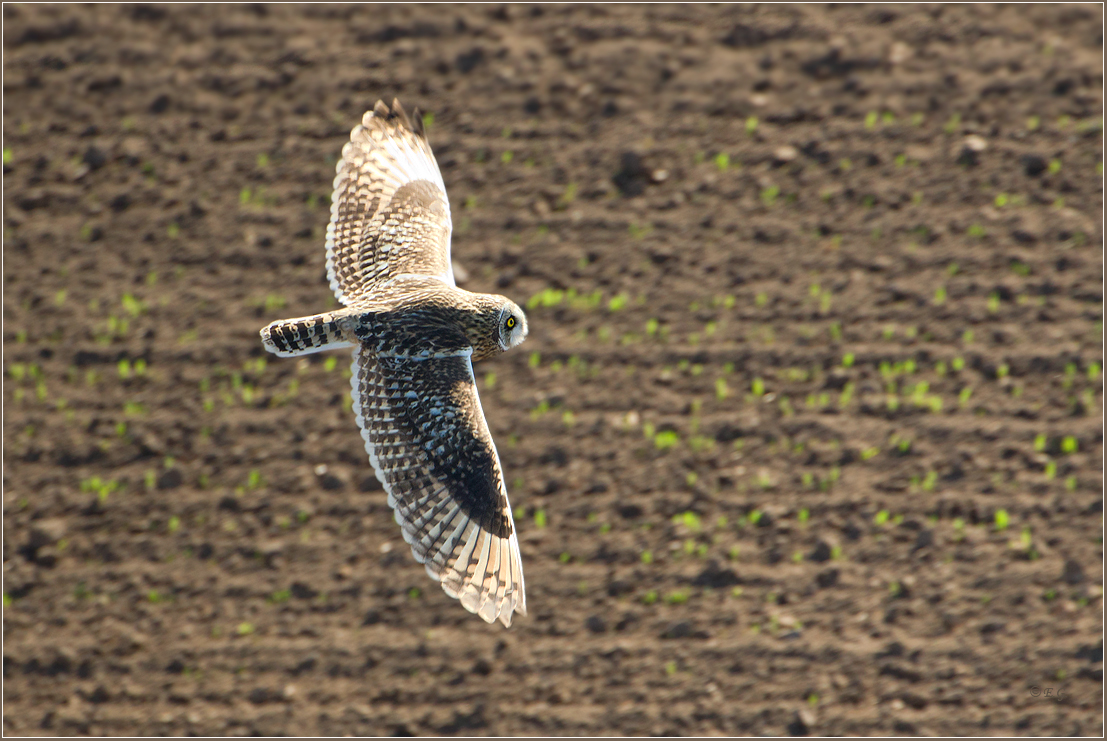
left=260, top=100, right=528, bottom=626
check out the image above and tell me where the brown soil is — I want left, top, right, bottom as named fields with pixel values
left=3, top=3, right=1103, bottom=736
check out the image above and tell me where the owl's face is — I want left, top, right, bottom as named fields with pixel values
left=496, top=300, right=528, bottom=351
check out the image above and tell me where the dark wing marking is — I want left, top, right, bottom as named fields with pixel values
left=326, top=99, right=454, bottom=305
left=349, top=344, right=525, bottom=626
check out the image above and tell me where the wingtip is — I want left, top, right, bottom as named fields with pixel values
left=364, top=98, right=426, bottom=140
left=390, top=98, right=413, bottom=130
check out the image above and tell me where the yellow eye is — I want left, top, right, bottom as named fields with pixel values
left=505, top=316, right=516, bottom=330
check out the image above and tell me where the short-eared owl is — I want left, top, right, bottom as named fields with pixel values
left=260, top=100, right=528, bottom=627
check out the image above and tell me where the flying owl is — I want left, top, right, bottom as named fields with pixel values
left=260, top=100, right=528, bottom=627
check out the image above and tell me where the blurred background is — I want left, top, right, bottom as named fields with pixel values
left=3, top=4, right=1102, bottom=736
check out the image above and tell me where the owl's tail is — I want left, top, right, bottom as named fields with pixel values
left=260, top=311, right=354, bottom=357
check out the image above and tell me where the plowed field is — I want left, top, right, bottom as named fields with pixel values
left=3, top=4, right=1103, bottom=736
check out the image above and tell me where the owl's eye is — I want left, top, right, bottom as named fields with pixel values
left=505, top=316, right=516, bottom=330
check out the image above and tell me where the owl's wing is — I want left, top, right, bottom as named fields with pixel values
left=350, top=343, right=525, bottom=626
left=327, top=99, right=454, bottom=305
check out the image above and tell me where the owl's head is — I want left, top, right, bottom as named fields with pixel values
left=496, top=300, right=528, bottom=352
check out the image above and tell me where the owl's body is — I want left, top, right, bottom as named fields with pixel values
left=260, top=100, right=528, bottom=627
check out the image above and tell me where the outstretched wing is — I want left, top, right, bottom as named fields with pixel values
left=350, top=344, right=526, bottom=626
left=327, top=99, right=454, bottom=306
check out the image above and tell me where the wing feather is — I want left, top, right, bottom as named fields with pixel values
left=349, top=344, right=525, bottom=626
left=327, top=99, right=454, bottom=306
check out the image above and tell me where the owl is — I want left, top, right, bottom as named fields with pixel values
left=260, top=100, right=528, bottom=627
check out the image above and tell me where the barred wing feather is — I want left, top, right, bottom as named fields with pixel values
left=327, top=99, right=454, bottom=305
left=349, top=344, right=525, bottom=626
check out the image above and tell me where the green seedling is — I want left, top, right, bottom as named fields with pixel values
left=121, top=293, right=146, bottom=317
left=665, top=590, right=689, bottom=605
left=555, top=182, right=577, bottom=209
left=81, top=476, right=120, bottom=502
left=688, top=435, right=714, bottom=453
left=654, top=430, right=679, bottom=450
left=777, top=396, right=794, bottom=416
left=672, top=511, right=702, bottom=532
